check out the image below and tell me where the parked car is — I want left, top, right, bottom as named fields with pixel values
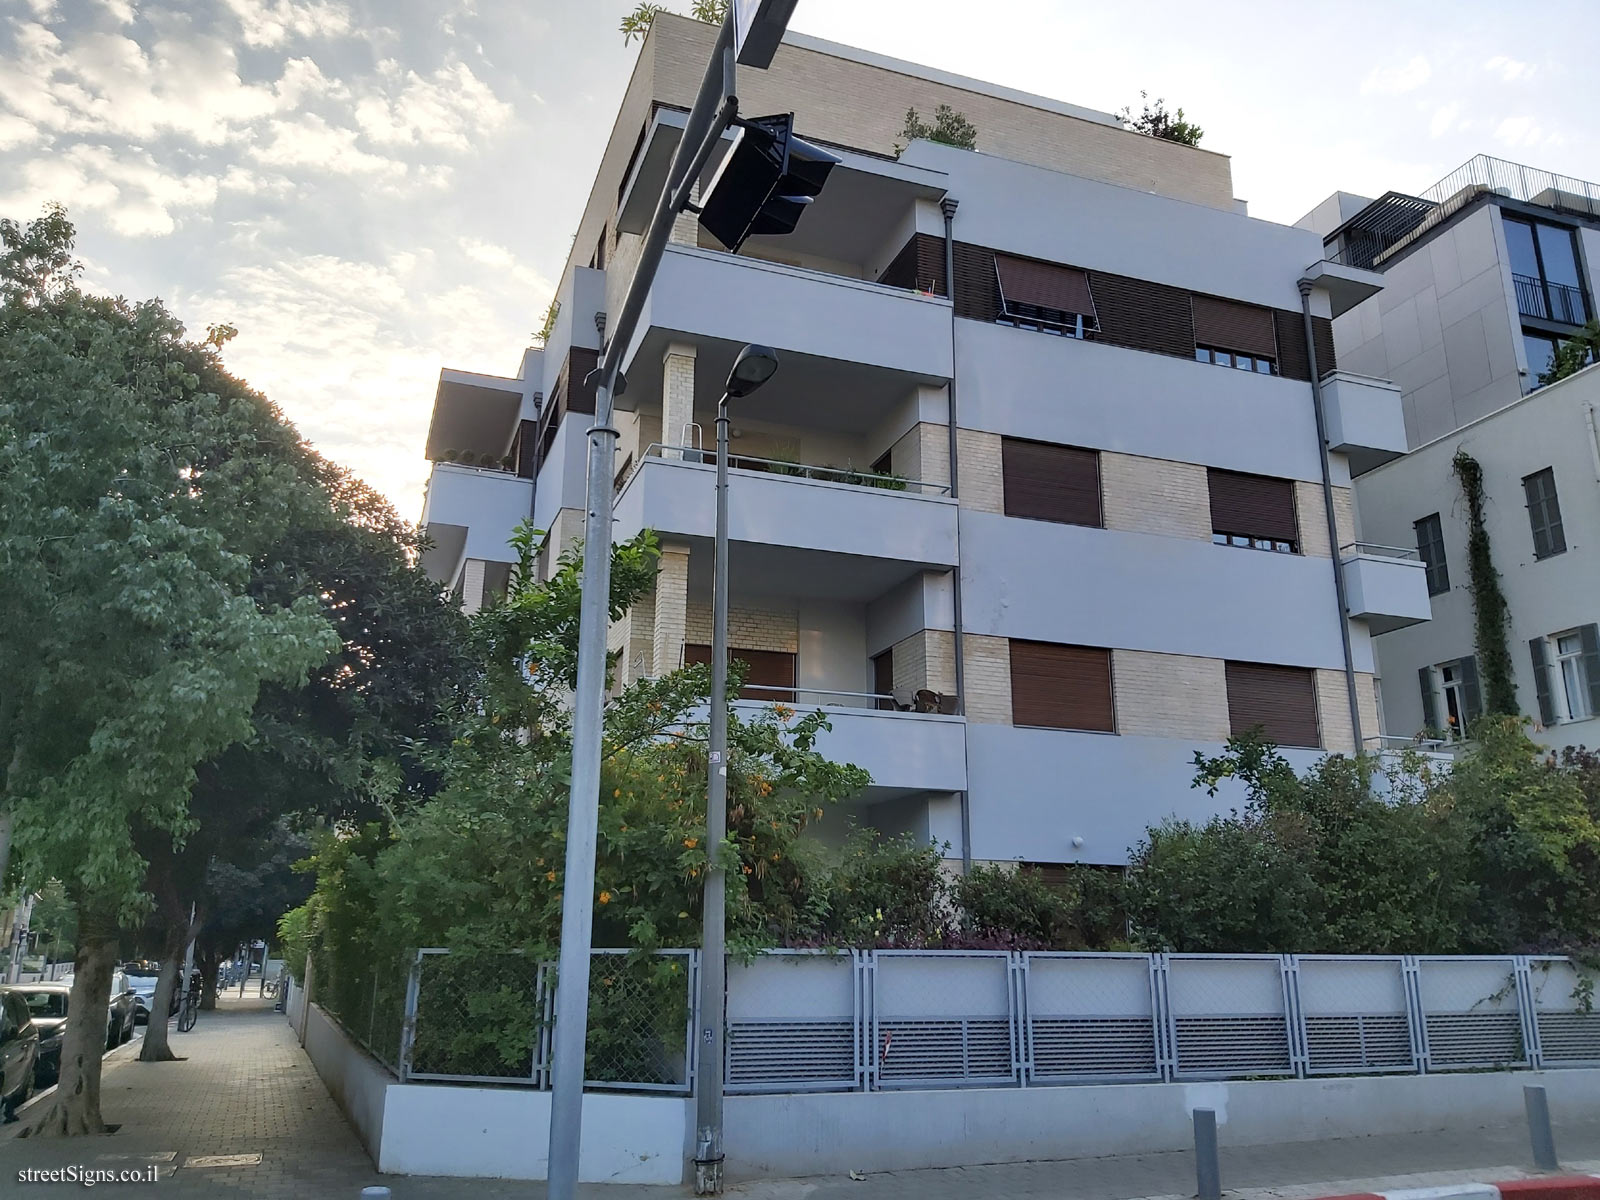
left=0, top=988, right=40, bottom=1121
left=6, top=983, right=66, bottom=1086
left=106, top=971, right=137, bottom=1048
left=124, top=967, right=178, bottom=1025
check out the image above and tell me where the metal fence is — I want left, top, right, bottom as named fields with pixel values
left=348, top=949, right=1600, bottom=1094
left=310, top=950, right=408, bottom=1073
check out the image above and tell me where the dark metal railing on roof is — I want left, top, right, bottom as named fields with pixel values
left=1324, top=154, right=1600, bottom=271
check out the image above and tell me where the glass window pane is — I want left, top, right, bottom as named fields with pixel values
left=1195, top=347, right=1209, bottom=362
left=1235, top=356, right=1254, bottom=371
left=1215, top=351, right=1232, bottom=367
left=1558, top=633, right=1581, bottom=656
left=1562, top=658, right=1585, bottom=718
left=1536, top=223, right=1582, bottom=288
left=1524, top=332, right=1558, bottom=379
left=1255, top=359, right=1273, bottom=374
left=1211, top=532, right=1227, bottom=544
left=1504, top=218, right=1540, bottom=279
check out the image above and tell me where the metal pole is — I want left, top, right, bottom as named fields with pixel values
left=939, top=196, right=972, bottom=876
left=695, top=395, right=733, bottom=1195
left=1525, top=1084, right=1559, bottom=1171
left=546, top=17, right=737, bottom=1200
left=1299, top=280, right=1363, bottom=749
left=1193, top=1108, right=1221, bottom=1200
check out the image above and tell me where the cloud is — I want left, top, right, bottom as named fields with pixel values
left=1484, top=55, right=1533, bottom=83
left=250, top=112, right=413, bottom=180
left=0, top=144, right=219, bottom=236
left=1494, top=116, right=1563, bottom=150
left=353, top=60, right=512, bottom=148
left=1428, top=102, right=1459, bottom=139
left=220, top=0, right=352, bottom=49
left=1361, top=55, right=1431, bottom=95
left=95, top=0, right=138, bottom=23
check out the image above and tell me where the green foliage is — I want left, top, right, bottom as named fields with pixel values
left=621, top=1, right=726, bottom=43
left=533, top=299, right=560, bottom=347
left=1453, top=450, right=1517, bottom=716
left=1118, top=92, right=1204, bottom=146
left=277, top=904, right=311, bottom=985
left=1540, top=320, right=1600, bottom=386
left=896, top=105, right=979, bottom=154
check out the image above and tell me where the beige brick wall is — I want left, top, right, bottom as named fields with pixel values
left=892, top=630, right=956, bottom=698
left=685, top=600, right=799, bottom=653
left=539, top=507, right=586, bottom=581
left=459, top=558, right=487, bottom=616
left=1111, top=651, right=1230, bottom=741
left=1295, top=482, right=1357, bottom=558
left=956, top=429, right=1003, bottom=513
left=651, top=542, right=690, bottom=675
left=1101, top=454, right=1211, bottom=540
left=890, top=421, right=951, bottom=490
left=661, top=344, right=696, bottom=457
left=963, top=634, right=1012, bottom=724
left=1316, top=669, right=1381, bottom=754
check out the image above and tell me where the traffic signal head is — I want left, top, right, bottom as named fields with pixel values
left=697, top=113, right=839, bottom=253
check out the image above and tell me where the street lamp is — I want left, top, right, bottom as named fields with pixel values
left=695, top=342, right=778, bottom=1196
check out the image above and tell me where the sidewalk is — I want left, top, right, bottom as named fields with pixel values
left=1, top=995, right=1596, bottom=1198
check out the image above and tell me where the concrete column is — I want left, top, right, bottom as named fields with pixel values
left=652, top=542, right=692, bottom=675
left=459, top=558, right=488, bottom=615
left=662, top=343, right=697, bottom=459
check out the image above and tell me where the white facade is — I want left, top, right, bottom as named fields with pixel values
left=1355, top=364, right=1600, bottom=751
left=416, top=17, right=1420, bottom=867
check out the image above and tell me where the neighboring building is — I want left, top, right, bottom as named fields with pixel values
left=418, top=14, right=1423, bottom=867
left=1301, top=158, right=1600, bottom=749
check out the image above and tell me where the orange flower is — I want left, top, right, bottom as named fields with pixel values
left=598, top=891, right=611, bottom=904
left=773, top=703, right=794, bottom=720
left=545, top=870, right=557, bottom=882
left=683, top=837, right=698, bottom=848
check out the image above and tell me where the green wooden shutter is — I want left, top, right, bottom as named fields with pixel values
left=1529, top=637, right=1556, bottom=726
left=1419, top=667, right=1438, bottom=733
left=1459, top=656, right=1483, bottom=723
left=1582, top=624, right=1600, bottom=717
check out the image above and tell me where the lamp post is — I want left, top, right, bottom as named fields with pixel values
left=695, top=344, right=779, bottom=1196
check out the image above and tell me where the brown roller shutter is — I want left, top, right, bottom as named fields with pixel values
left=683, top=644, right=796, bottom=703
left=952, top=243, right=1000, bottom=322
left=1192, top=295, right=1278, bottom=358
left=1002, top=438, right=1101, bottom=527
left=1312, top=316, right=1338, bottom=374
left=566, top=347, right=599, bottom=414
left=1087, top=271, right=1196, bottom=358
left=514, top=418, right=539, bottom=478
left=1208, top=469, right=1299, bottom=545
left=995, top=255, right=1096, bottom=318
left=1225, top=662, right=1320, bottom=748
left=1009, top=641, right=1115, bottom=732
left=1274, top=311, right=1311, bottom=381
left=878, top=237, right=918, bottom=290
left=877, top=233, right=948, bottom=295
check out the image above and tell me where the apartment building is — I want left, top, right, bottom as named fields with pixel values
left=419, top=14, right=1424, bottom=868
left=1301, top=158, right=1600, bottom=749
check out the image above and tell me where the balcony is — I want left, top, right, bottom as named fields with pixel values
left=1320, top=371, right=1408, bottom=475
left=1340, top=542, right=1431, bottom=635
left=618, top=246, right=953, bottom=406
left=1514, top=273, right=1589, bottom=325
left=418, top=462, right=533, bottom=582
left=613, top=446, right=958, bottom=599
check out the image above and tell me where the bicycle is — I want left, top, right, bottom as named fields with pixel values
left=176, top=984, right=199, bottom=1033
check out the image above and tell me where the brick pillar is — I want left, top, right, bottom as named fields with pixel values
left=652, top=542, right=691, bottom=675
left=662, top=343, right=697, bottom=459
left=460, top=558, right=487, bottom=615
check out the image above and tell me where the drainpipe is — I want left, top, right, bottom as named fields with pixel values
left=1585, top=403, right=1600, bottom=486
left=1299, top=280, right=1363, bottom=752
left=942, top=196, right=972, bottom=874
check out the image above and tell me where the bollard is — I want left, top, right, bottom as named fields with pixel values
left=1193, top=1108, right=1221, bottom=1200
left=1524, top=1084, right=1559, bottom=1172
left=360, top=1189, right=391, bottom=1199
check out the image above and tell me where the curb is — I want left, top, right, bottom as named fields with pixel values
left=1319, top=1177, right=1600, bottom=1200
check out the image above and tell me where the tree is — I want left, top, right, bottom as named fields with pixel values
left=621, top=0, right=726, bottom=43
left=1118, top=92, right=1203, bottom=147
left=1540, top=320, right=1600, bottom=386
left=896, top=105, right=978, bottom=155
left=0, top=207, right=340, bottom=1134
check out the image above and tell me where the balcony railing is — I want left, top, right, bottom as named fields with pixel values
left=621, top=443, right=952, bottom=497
left=1513, top=273, right=1589, bottom=325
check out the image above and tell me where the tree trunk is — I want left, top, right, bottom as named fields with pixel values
left=137, top=942, right=183, bottom=1063
left=198, top=951, right=220, bottom=1011
left=20, top=907, right=117, bottom=1137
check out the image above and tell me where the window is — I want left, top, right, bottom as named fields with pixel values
left=993, top=254, right=1098, bottom=338
left=1224, top=662, right=1319, bottom=748
left=1505, top=216, right=1589, bottom=325
left=683, top=644, right=797, bottom=703
left=1207, top=469, right=1298, bottom=553
left=1009, top=641, right=1114, bottom=732
left=1414, top=513, right=1449, bottom=595
left=872, top=649, right=895, bottom=711
left=1421, top=658, right=1481, bottom=739
left=1532, top=626, right=1600, bottom=726
left=1001, top=439, right=1102, bottom=527
left=1191, top=295, right=1279, bottom=375
left=1522, top=467, right=1566, bottom=559
left=1523, top=330, right=1562, bottom=385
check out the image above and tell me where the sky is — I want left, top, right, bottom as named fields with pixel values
left=4, top=0, right=1597, bottom=517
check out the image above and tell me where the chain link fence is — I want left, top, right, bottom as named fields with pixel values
left=306, top=948, right=1600, bottom=1094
